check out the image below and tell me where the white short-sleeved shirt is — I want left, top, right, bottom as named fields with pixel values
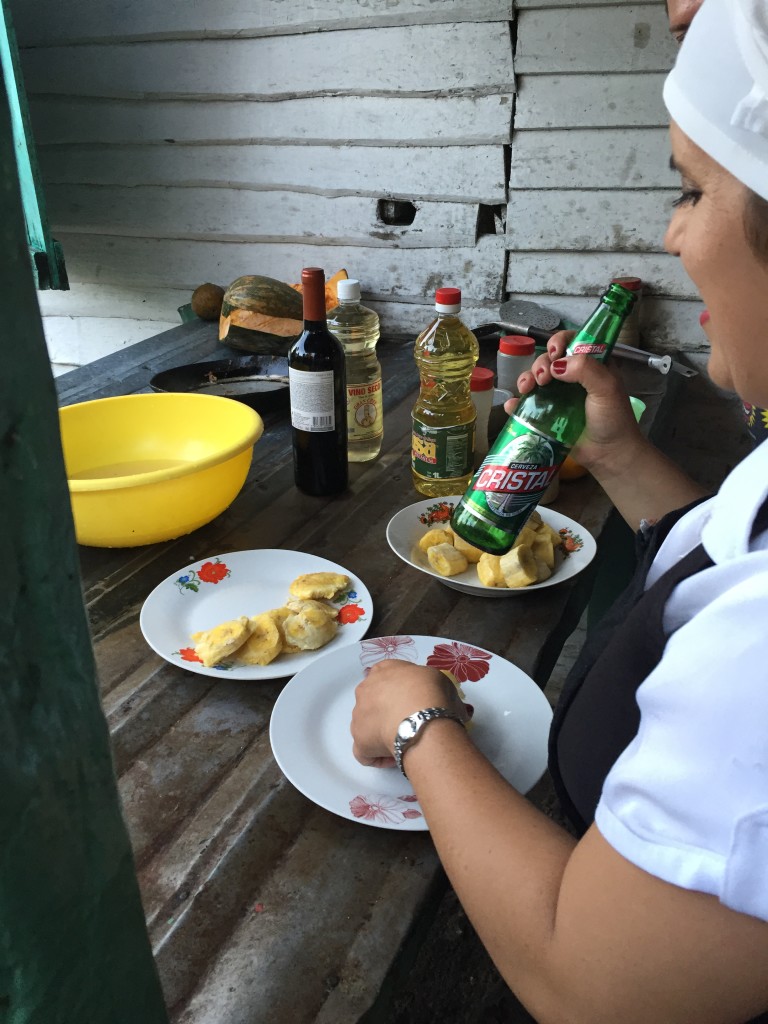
left=594, top=438, right=768, bottom=921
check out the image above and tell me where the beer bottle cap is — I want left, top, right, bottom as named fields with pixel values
left=610, top=276, right=643, bottom=292
left=435, top=287, right=461, bottom=312
left=471, top=367, right=494, bottom=391
left=499, top=336, right=535, bottom=355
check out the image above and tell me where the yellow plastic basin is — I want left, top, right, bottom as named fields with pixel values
left=59, top=392, right=264, bottom=547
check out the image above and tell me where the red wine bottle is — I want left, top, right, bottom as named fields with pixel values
left=289, top=267, right=348, bottom=495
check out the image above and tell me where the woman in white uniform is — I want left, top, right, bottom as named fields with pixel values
left=351, top=1, right=768, bottom=1021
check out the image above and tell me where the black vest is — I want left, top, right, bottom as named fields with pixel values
left=549, top=496, right=768, bottom=1024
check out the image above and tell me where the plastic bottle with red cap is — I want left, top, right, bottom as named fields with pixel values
left=497, top=335, right=536, bottom=396
left=471, top=366, right=495, bottom=467
left=411, top=287, right=479, bottom=497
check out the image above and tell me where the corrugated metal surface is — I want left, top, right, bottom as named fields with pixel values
left=58, top=320, right=668, bottom=1022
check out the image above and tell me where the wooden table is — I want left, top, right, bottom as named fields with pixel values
left=56, top=321, right=673, bottom=1024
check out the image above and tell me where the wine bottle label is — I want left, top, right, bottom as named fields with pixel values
left=460, top=420, right=568, bottom=529
left=411, top=418, right=474, bottom=479
left=289, top=368, right=336, bottom=432
left=347, top=378, right=383, bottom=441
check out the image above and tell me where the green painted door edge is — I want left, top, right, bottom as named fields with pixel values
left=0, top=70, right=168, bottom=1024
left=0, top=0, right=68, bottom=290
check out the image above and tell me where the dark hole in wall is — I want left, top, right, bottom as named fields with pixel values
left=477, top=204, right=506, bottom=238
left=377, top=199, right=417, bottom=226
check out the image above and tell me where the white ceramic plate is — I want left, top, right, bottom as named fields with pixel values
left=269, top=635, right=552, bottom=830
left=140, top=549, right=372, bottom=680
left=386, top=496, right=596, bottom=598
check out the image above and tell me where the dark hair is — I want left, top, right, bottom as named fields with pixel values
left=745, top=189, right=768, bottom=263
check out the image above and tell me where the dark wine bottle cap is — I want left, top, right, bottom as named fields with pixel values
left=302, top=267, right=327, bottom=321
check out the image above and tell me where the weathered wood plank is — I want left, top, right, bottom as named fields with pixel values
left=38, top=283, right=191, bottom=321
left=515, top=72, right=667, bottom=129
left=507, top=291, right=707, bottom=353
left=19, top=24, right=513, bottom=100
left=46, top=185, right=482, bottom=248
left=41, top=300, right=504, bottom=372
left=12, top=0, right=514, bottom=45
left=507, top=189, right=675, bottom=251
left=40, top=144, right=506, bottom=203
left=54, top=233, right=508, bottom=299
left=29, top=94, right=514, bottom=146
left=509, top=128, right=676, bottom=189
left=44, top=294, right=708, bottom=373
left=517, top=0, right=660, bottom=6
left=506, top=251, right=694, bottom=299
left=516, top=5, right=676, bottom=74
left=44, top=317, right=180, bottom=368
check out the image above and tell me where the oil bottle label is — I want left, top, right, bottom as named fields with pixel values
left=411, top=417, right=475, bottom=480
left=347, top=378, right=383, bottom=441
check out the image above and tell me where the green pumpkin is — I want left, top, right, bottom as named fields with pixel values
left=219, top=274, right=303, bottom=354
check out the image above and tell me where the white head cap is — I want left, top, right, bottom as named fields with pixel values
left=663, top=0, right=768, bottom=201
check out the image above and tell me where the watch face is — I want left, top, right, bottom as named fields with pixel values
left=397, top=717, right=419, bottom=742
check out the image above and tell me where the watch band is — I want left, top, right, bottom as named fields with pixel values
left=393, top=706, right=465, bottom=779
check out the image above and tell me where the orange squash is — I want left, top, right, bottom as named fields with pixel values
left=289, top=268, right=348, bottom=311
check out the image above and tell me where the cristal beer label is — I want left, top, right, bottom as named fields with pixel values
left=463, top=420, right=569, bottom=525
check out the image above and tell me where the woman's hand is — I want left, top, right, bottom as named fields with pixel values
left=509, top=330, right=645, bottom=476
left=350, top=660, right=468, bottom=768
left=508, top=330, right=707, bottom=529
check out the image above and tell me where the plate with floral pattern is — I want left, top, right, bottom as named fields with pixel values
left=269, top=635, right=552, bottom=830
left=140, top=549, right=372, bottom=680
left=386, top=496, right=596, bottom=598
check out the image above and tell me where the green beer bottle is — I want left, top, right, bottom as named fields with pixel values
left=450, top=282, right=636, bottom=555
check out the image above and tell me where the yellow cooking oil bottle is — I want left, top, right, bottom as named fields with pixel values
left=327, top=278, right=383, bottom=462
left=411, top=287, right=479, bottom=497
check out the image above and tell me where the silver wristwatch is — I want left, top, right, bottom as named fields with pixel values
left=393, top=707, right=465, bottom=779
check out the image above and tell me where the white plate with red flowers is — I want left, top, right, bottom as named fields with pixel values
left=140, top=549, right=372, bottom=680
left=269, top=635, right=552, bottom=830
left=386, top=496, right=596, bottom=598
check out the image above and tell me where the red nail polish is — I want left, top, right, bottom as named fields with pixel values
left=551, top=359, right=567, bottom=374
left=699, top=309, right=711, bottom=327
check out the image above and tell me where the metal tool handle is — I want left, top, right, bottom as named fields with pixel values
left=472, top=322, right=698, bottom=378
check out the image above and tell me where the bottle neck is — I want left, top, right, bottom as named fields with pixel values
left=302, top=269, right=327, bottom=322
left=565, top=299, right=631, bottom=362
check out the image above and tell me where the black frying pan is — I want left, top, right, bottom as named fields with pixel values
left=150, top=354, right=290, bottom=413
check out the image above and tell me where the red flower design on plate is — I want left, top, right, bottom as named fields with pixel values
left=338, top=603, right=365, bottom=624
left=178, top=647, right=202, bottom=663
left=349, top=794, right=423, bottom=824
left=426, top=641, right=492, bottom=683
left=418, top=501, right=455, bottom=526
left=559, top=528, right=583, bottom=554
left=360, top=635, right=418, bottom=669
left=197, top=559, right=230, bottom=584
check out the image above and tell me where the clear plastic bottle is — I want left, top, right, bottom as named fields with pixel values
left=327, top=279, right=383, bottom=462
left=411, top=287, right=479, bottom=497
left=471, top=366, right=495, bottom=468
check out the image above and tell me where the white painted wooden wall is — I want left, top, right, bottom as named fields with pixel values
left=11, top=0, right=700, bottom=375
